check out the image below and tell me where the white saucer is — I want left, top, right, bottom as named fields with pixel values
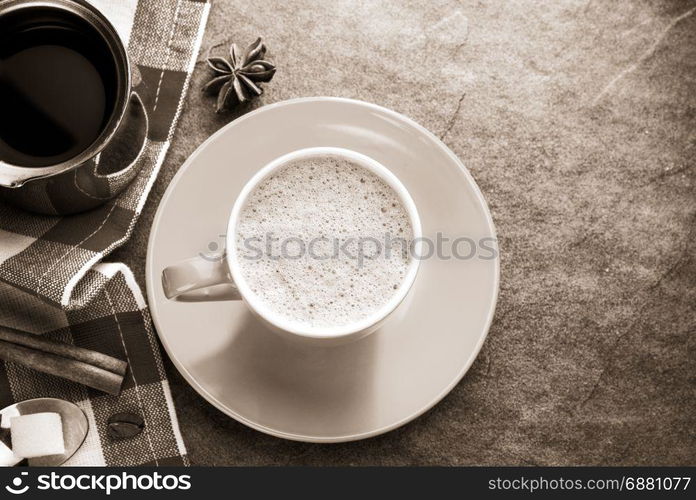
left=146, top=97, right=499, bottom=442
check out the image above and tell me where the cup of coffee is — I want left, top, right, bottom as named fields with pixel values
left=0, top=0, right=148, bottom=215
left=162, top=147, right=422, bottom=344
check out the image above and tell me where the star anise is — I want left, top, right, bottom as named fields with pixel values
left=203, top=37, right=276, bottom=112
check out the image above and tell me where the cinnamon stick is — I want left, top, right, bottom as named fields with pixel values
left=0, top=326, right=127, bottom=376
left=0, top=340, right=124, bottom=395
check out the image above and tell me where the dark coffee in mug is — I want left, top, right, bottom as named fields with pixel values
left=0, top=5, right=118, bottom=167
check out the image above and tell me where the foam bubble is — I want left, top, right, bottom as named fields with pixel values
left=235, top=155, right=413, bottom=331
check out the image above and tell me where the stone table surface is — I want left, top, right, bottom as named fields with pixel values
left=112, top=0, right=696, bottom=465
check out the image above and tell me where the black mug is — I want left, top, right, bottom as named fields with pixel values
left=0, top=0, right=148, bottom=215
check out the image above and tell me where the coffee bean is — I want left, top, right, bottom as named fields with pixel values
left=107, top=412, right=144, bottom=440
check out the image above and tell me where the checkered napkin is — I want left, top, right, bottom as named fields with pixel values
left=0, top=0, right=210, bottom=465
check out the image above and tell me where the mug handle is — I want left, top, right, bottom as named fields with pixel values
left=161, top=255, right=241, bottom=300
left=86, top=91, right=149, bottom=191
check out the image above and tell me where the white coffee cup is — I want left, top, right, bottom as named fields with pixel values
left=161, top=147, right=421, bottom=344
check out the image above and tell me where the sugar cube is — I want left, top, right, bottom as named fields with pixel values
left=10, top=412, right=65, bottom=459
left=1, top=408, right=18, bottom=429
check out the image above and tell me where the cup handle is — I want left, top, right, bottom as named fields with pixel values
left=161, top=255, right=241, bottom=300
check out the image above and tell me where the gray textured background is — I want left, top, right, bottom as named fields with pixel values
left=112, top=0, right=696, bottom=465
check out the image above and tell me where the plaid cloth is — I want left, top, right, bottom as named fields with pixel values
left=0, top=0, right=210, bottom=465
